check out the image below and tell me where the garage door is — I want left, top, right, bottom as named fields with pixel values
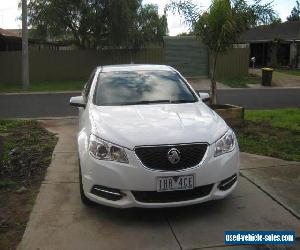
left=164, top=36, right=209, bottom=77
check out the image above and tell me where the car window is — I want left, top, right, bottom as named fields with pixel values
left=82, top=69, right=96, bottom=102
left=93, top=70, right=197, bottom=106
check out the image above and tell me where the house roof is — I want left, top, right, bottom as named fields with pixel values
left=0, top=28, right=21, bottom=38
left=239, top=21, right=300, bottom=43
left=6, top=29, right=22, bottom=37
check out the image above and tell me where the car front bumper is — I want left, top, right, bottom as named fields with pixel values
left=79, top=143, right=239, bottom=208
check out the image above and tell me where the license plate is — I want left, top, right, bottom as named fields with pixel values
left=157, top=175, right=194, bottom=192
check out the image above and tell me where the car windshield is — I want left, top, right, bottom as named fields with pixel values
left=93, top=70, right=197, bottom=106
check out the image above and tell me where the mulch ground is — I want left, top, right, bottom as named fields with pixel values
left=0, top=121, right=57, bottom=250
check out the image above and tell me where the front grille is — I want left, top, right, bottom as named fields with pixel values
left=135, top=143, right=208, bottom=171
left=132, top=184, right=213, bottom=203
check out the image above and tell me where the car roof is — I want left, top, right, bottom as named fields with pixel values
left=100, top=64, right=174, bottom=73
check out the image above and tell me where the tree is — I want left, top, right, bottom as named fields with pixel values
left=195, top=0, right=239, bottom=104
left=287, top=1, right=300, bottom=22
left=22, top=0, right=29, bottom=89
left=230, top=0, right=279, bottom=28
left=165, top=0, right=199, bottom=27
left=28, top=0, right=95, bottom=48
left=166, top=0, right=278, bottom=104
left=27, top=0, right=167, bottom=50
left=108, top=3, right=168, bottom=49
left=167, top=0, right=279, bottom=28
left=134, top=5, right=168, bottom=47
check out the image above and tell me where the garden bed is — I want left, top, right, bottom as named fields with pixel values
left=211, top=104, right=244, bottom=126
left=0, top=120, right=57, bottom=250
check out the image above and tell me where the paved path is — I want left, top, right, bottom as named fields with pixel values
left=18, top=119, right=300, bottom=250
left=1, top=88, right=300, bottom=119
left=240, top=153, right=300, bottom=219
left=187, top=78, right=230, bottom=90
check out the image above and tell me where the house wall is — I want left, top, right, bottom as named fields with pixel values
left=269, top=43, right=278, bottom=66
left=250, top=42, right=297, bottom=68
left=290, top=42, right=300, bottom=69
left=0, top=35, right=22, bottom=51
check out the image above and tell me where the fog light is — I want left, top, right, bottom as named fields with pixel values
left=218, top=174, right=237, bottom=191
left=91, top=185, right=123, bottom=201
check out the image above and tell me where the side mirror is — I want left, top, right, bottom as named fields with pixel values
left=70, top=96, right=86, bottom=108
left=198, top=92, right=210, bottom=102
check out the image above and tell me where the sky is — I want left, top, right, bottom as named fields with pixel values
left=0, top=0, right=296, bottom=36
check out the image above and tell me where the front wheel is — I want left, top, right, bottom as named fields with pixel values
left=79, top=161, right=94, bottom=206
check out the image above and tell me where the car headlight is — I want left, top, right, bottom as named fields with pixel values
left=89, top=134, right=129, bottom=163
left=214, top=129, right=236, bottom=157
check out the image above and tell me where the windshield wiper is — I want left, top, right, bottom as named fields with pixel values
left=127, top=100, right=172, bottom=105
left=103, top=99, right=196, bottom=106
left=171, top=99, right=196, bottom=103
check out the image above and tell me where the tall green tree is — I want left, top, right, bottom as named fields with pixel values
left=195, top=0, right=239, bottom=104
left=27, top=0, right=103, bottom=48
left=108, top=3, right=168, bottom=49
left=230, top=0, right=279, bottom=28
left=28, top=0, right=167, bottom=49
left=287, top=0, right=300, bottom=21
left=165, top=0, right=199, bottom=26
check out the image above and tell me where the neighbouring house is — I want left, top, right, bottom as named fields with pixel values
left=6, top=29, right=22, bottom=37
left=0, top=28, right=22, bottom=51
left=0, top=28, right=62, bottom=51
left=7, top=29, right=76, bottom=51
left=239, top=21, right=300, bottom=69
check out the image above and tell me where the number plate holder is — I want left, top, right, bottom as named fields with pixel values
left=156, top=175, right=194, bottom=192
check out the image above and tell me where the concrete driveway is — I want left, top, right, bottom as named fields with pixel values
left=18, top=119, right=300, bottom=250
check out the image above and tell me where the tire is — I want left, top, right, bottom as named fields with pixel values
left=79, top=161, right=94, bottom=206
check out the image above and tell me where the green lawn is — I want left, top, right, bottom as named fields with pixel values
left=234, top=108, right=300, bottom=162
left=0, top=80, right=85, bottom=93
left=220, top=74, right=261, bottom=88
left=245, top=108, right=300, bottom=132
left=276, top=69, right=300, bottom=77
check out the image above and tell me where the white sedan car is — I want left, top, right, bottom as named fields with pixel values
left=70, top=64, right=239, bottom=208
